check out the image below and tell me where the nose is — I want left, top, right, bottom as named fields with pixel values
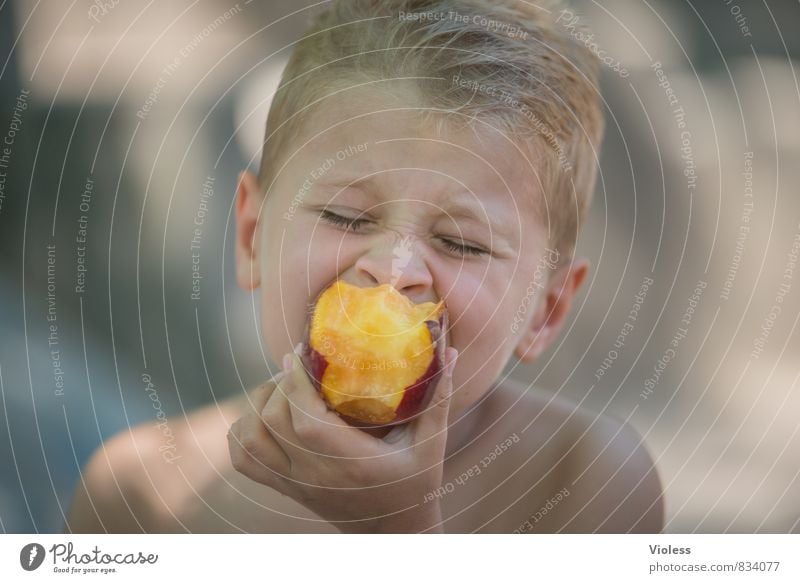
left=353, top=235, right=435, bottom=301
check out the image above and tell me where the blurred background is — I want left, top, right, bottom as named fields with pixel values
left=0, top=0, right=798, bottom=533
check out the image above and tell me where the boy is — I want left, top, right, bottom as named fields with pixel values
left=67, top=0, right=663, bottom=533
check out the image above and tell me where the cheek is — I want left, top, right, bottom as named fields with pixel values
left=446, top=271, right=517, bottom=347
left=297, top=220, right=363, bottom=275
left=257, top=222, right=310, bottom=364
left=258, top=222, right=353, bottom=363
left=445, top=276, right=516, bottom=378
left=258, top=282, right=302, bottom=367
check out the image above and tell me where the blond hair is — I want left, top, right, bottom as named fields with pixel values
left=259, top=0, right=605, bottom=260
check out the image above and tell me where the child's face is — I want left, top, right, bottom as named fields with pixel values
left=237, top=86, right=575, bottom=421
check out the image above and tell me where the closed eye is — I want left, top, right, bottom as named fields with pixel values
left=319, top=210, right=489, bottom=257
left=319, top=209, right=371, bottom=232
left=438, top=238, right=488, bottom=256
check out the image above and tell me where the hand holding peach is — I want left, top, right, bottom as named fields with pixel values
left=227, top=342, right=459, bottom=533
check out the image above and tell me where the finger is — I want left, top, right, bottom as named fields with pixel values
left=240, top=374, right=285, bottom=415
left=263, top=347, right=339, bottom=460
left=410, top=347, right=458, bottom=449
left=286, top=345, right=383, bottom=458
left=259, top=352, right=301, bottom=446
left=228, top=372, right=294, bottom=486
left=227, top=413, right=292, bottom=486
left=286, top=344, right=338, bottom=424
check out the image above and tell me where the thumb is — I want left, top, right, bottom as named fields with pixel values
left=411, top=347, right=458, bottom=447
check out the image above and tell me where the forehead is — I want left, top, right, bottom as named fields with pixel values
left=286, top=84, right=545, bottom=225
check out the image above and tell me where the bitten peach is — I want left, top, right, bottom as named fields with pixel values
left=300, top=280, right=447, bottom=427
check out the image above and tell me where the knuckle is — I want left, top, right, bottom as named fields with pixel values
left=227, top=423, right=251, bottom=459
left=261, top=404, right=281, bottom=428
left=229, top=445, right=248, bottom=473
left=294, top=418, right=321, bottom=442
left=343, top=460, right=370, bottom=484
left=255, top=468, right=283, bottom=490
left=226, top=424, right=238, bottom=447
left=430, top=392, right=449, bottom=411
left=237, top=428, right=261, bottom=458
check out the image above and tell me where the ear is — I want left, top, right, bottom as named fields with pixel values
left=514, top=257, right=590, bottom=363
left=235, top=170, right=263, bottom=291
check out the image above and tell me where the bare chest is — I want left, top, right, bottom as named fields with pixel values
left=153, top=382, right=569, bottom=533
left=435, top=428, right=565, bottom=533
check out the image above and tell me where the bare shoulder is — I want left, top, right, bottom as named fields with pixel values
left=65, top=422, right=164, bottom=533
left=490, top=378, right=664, bottom=533
left=561, top=405, right=664, bottom=533
left=65, top=382, right=273, bottom=533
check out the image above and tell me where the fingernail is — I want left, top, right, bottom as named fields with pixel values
left=283, top=353, right=293, bottom=373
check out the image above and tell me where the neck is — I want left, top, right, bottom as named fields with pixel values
left=444, top=394, right=486, bottom=458
left=357, top=402, right=482, bottom=456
